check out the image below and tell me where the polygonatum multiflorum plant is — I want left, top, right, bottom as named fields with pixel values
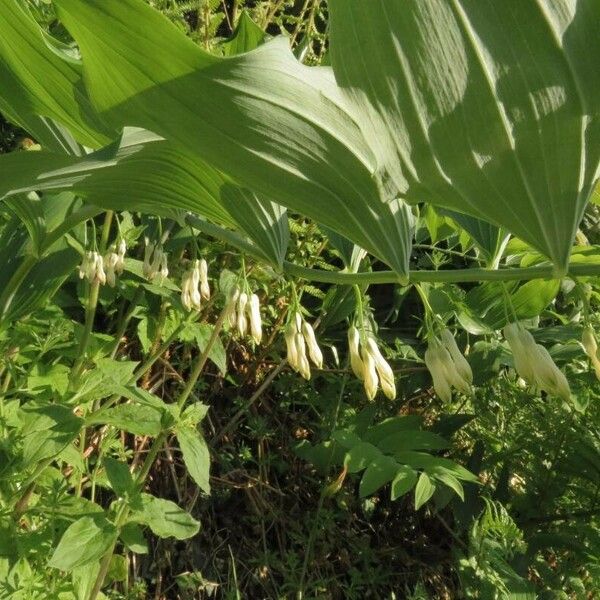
left=0, top=0, right=599, bottom=598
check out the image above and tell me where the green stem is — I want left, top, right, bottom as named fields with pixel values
left=0, top=254, right=38, bottom=322
left=88, top=303, right=229, bottom=600
left=282, top=261, right=600, bottom=285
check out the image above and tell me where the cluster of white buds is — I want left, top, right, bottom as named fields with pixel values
left=582, top=326, right=600, bottom=381
left=424, top=329, right=473, bottom=403
left=503, top=322, right=570, bottom=400
left=79, top=251, right=106, bottom=285
left=143, top=237, right=169, bottom=282
left=103, top=239, right=126, bottom=287
left=181, top=259, right=210, bottom=311
left=227, top=287, right=262, bottom=344
left=347, top=326, right=396, bottom=400
left=285, top=313, right=323, bottom=380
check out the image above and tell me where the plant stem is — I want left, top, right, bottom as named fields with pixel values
left=88, top=303, right=229, bottom=600
left=282, top=261, right=600, bottom=285
left=0, top=254, right=38, bottom=322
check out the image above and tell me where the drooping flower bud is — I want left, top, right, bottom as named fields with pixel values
left=440, top=329, right=473, bottom=384
left=237, top=292, right=248, bottom=337
left=347, top=326, right=365, bottom=381
left=92, top=252, right=106, bottom=286
left=248, top=293, right=262, bottom=344
left=181, top=272, right=192, bottom=311
left=159, top=253, right=169, bottom=281
left=285, top=322, right=299, bottom=370
left=199, top=259, right=210, bottom=300
left=582, top=326, right=600, bottom=381
left=532, top=343, right=571, bottom=401
left=294, top=332, right=311, bottom=379
left=79, top=251, right=94, bottom=280
left=115, top=239, right=126, bottom=274
left=104, top=251, right=120, bottom=287
left=503, top=322, right=535, bottom=383
left=366, top=338, right=395, bottom=400
left=361, top=347, right=379, bottom=401
left=302, top=321, right=323, bottom=369
left=424, top=344, right=452, bottom=403
left=226, top=287, right=240, bottom=327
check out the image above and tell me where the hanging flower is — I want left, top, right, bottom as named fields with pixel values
left=248, top=293, right=262, bottom=344
left=582, top=326, right=600, bottom=381
left=285, top=312, right=324, bottom=379
left=424, top=335, right=472, bottom=402
left=236, top=292, right=248, bottom=337
left=347, top=326, right=365, bottom=381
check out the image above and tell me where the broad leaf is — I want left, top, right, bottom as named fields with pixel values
left=390, top=466, right=418, bottom=501
left=359, top=455, right=398, bottom=498
left=130, top=493, right=200, bottom=540
left=49, top=515, right=117, bottom=572
left=329, top=0, right=600, bottom=275
left=414, top=472, right=436, bottom=510
left=176, top=426, right=211, bottom=494
left=86, top=403, right=163, bottom=437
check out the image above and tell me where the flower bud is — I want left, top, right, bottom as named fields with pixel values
left=582, top=326, right=600, bottom=381
left=285, top=322, right=299, bottom=370
left=199, top=259, right=210, bottom=300
left=503, top=323, right=535, bottom=383
left=159, top=254, right=169, bottom=281
left=366, top=338, right=395, bottom=400
left=424, top=345, right=452, bottom=403
left=226, top=287, right=240, bottom=328
left=440, top=329, right=473, bottom=384
left=248, top=293, right=262, bottom=344
left=295, top=332, right=311, bottom=379
left=237, top=292, right=248, bottom=336
left=302, top=321, right=323, bottom=369
left=347, top=326, right=365, bottom=381
left=361, top=347, right=379, bottom=401
left=532, top=343, right=571, bottom=400
left=181, top=272, right=192, bottom=311
left=104, top=252, right=119, bottom=287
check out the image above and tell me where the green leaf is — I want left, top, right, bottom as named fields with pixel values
left=362, top=416, right=424, bottom=445
left=414, top=472, right=436, bottom=510
left=178, top=322, right=227, bottom=375
left=103, top=457, right=134, bottom=497
left=130, top=493, right=200, bottom=540
left=395, top=451, right=479, bottom=483
left=430, top=468, right=464, bottom=501
left=359, top=455, right=398, bottom=498
left=344, top=442, right=381, bottom=474
left=329, top=0, right=600, bottom=276
left=50, top=0, right=415, bottom=279
left=176, top=426, right=211, bottom=494
left=49, top=516, right=117, bottom=572
left=20, top=404, right=84, bottom=466
left=376, top=430, right=449, bottom=454
left=86, top=403, right=163, bottom=437
left=119, top=523, right=148, bottom=555
left=390, top=466, right=418, bottom=501
left=221, top=11, right=266, bottom=56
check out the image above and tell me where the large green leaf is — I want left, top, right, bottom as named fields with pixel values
left=0, top=130, right=288, bottom=266
left=328, top=0, right=600, bottom=276
left=50, top=0, right=415, bottom=279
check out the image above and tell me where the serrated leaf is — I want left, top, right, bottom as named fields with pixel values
left=86, top=404, right=163, bottom=437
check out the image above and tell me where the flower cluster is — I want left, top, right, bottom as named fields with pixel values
left=347, top=326, right=395, bottom=400
left=503, top=322, right=570, bottom=400
left=285, top=313, right=323, bottom=380
left=79, top=239, right=126, bottom=287
left=143, top=237, right=168, bottom=282
left=424, top=329, right=473, bottom=402
left=582, top=326, right=600, bottom=381
left=227, top=287, right=262, bottom=344
left=181, top=259, right=210, bottom=311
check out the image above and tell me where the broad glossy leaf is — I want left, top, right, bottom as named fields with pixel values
left=329, top=0, right=600, bottom=275
left=359, top=455, right=398, bottom=498
left=52, top=0, right=415, bottom=279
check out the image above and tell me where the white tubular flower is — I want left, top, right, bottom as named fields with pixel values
left=92, top=252, right=106, bottom=286
left=302, top=321, right=323, bottom=369
left=226, top=287, right=240, bottom=328
left=237, top=292, right=248, bottom=337
left=440, top=328, right=473, bottom=384
left=181, top=272, right=192, bottom=311
left=248, top=293, right=262, bottom=344
left=347, top=326, right=365, bottom=381
left=532, top=343, right=571, bottom=401
left=79, top=251, right=94, bottom=280
left=582, top=326, right=600, bottom=381
left=366, top=338, right=395, bottom=400
left=294, top=332, right=311, bottom=379
left=503, top=322, right=535, bottom=383
left=199, top=259, right=210, bottom=300
left=104, top=252, right=119, bottom=287
left=436, top=344, right=471, bottom=395
left=285, top=322, right=299, bottom=370
left=361, top=347, right=379, bottom=401
left=424, top=344, right=452, bottom=403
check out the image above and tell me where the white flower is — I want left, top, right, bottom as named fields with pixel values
left=424, top=344, right=452, bottom=403
left=92, top=252, right=106, bottom=286
left=347, top=326, right=365, bottom=381
left=285, top=322, right=299, bottom=370
left=79, top=251, right=94, bottom=280
left=104, top=251, right=120, bottom=287
left=226, top=287, right=240, bottom=327
left=248, top=293, right=262, bottom=344
left=237, top=292, right=248, bottom=337
left=440, top=328, right=473, bottom=385
left=115, top=239, right=126, bottom=274
left=582, top=326, right=600, bottom=381
left=294, top=332, right=311, bottom=379
left=503, top=322, right=535, bottom=383
left=361, top=346, right=379, bottom=401
left=366, top=338, right=396, bottom=400
left=159, top=253, right=169, bottom=281
left=199, top=259, right=210, bottom=300
left=181, top=272, right=192, bottom=311
left=302, top=321, right=323, bottom=369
